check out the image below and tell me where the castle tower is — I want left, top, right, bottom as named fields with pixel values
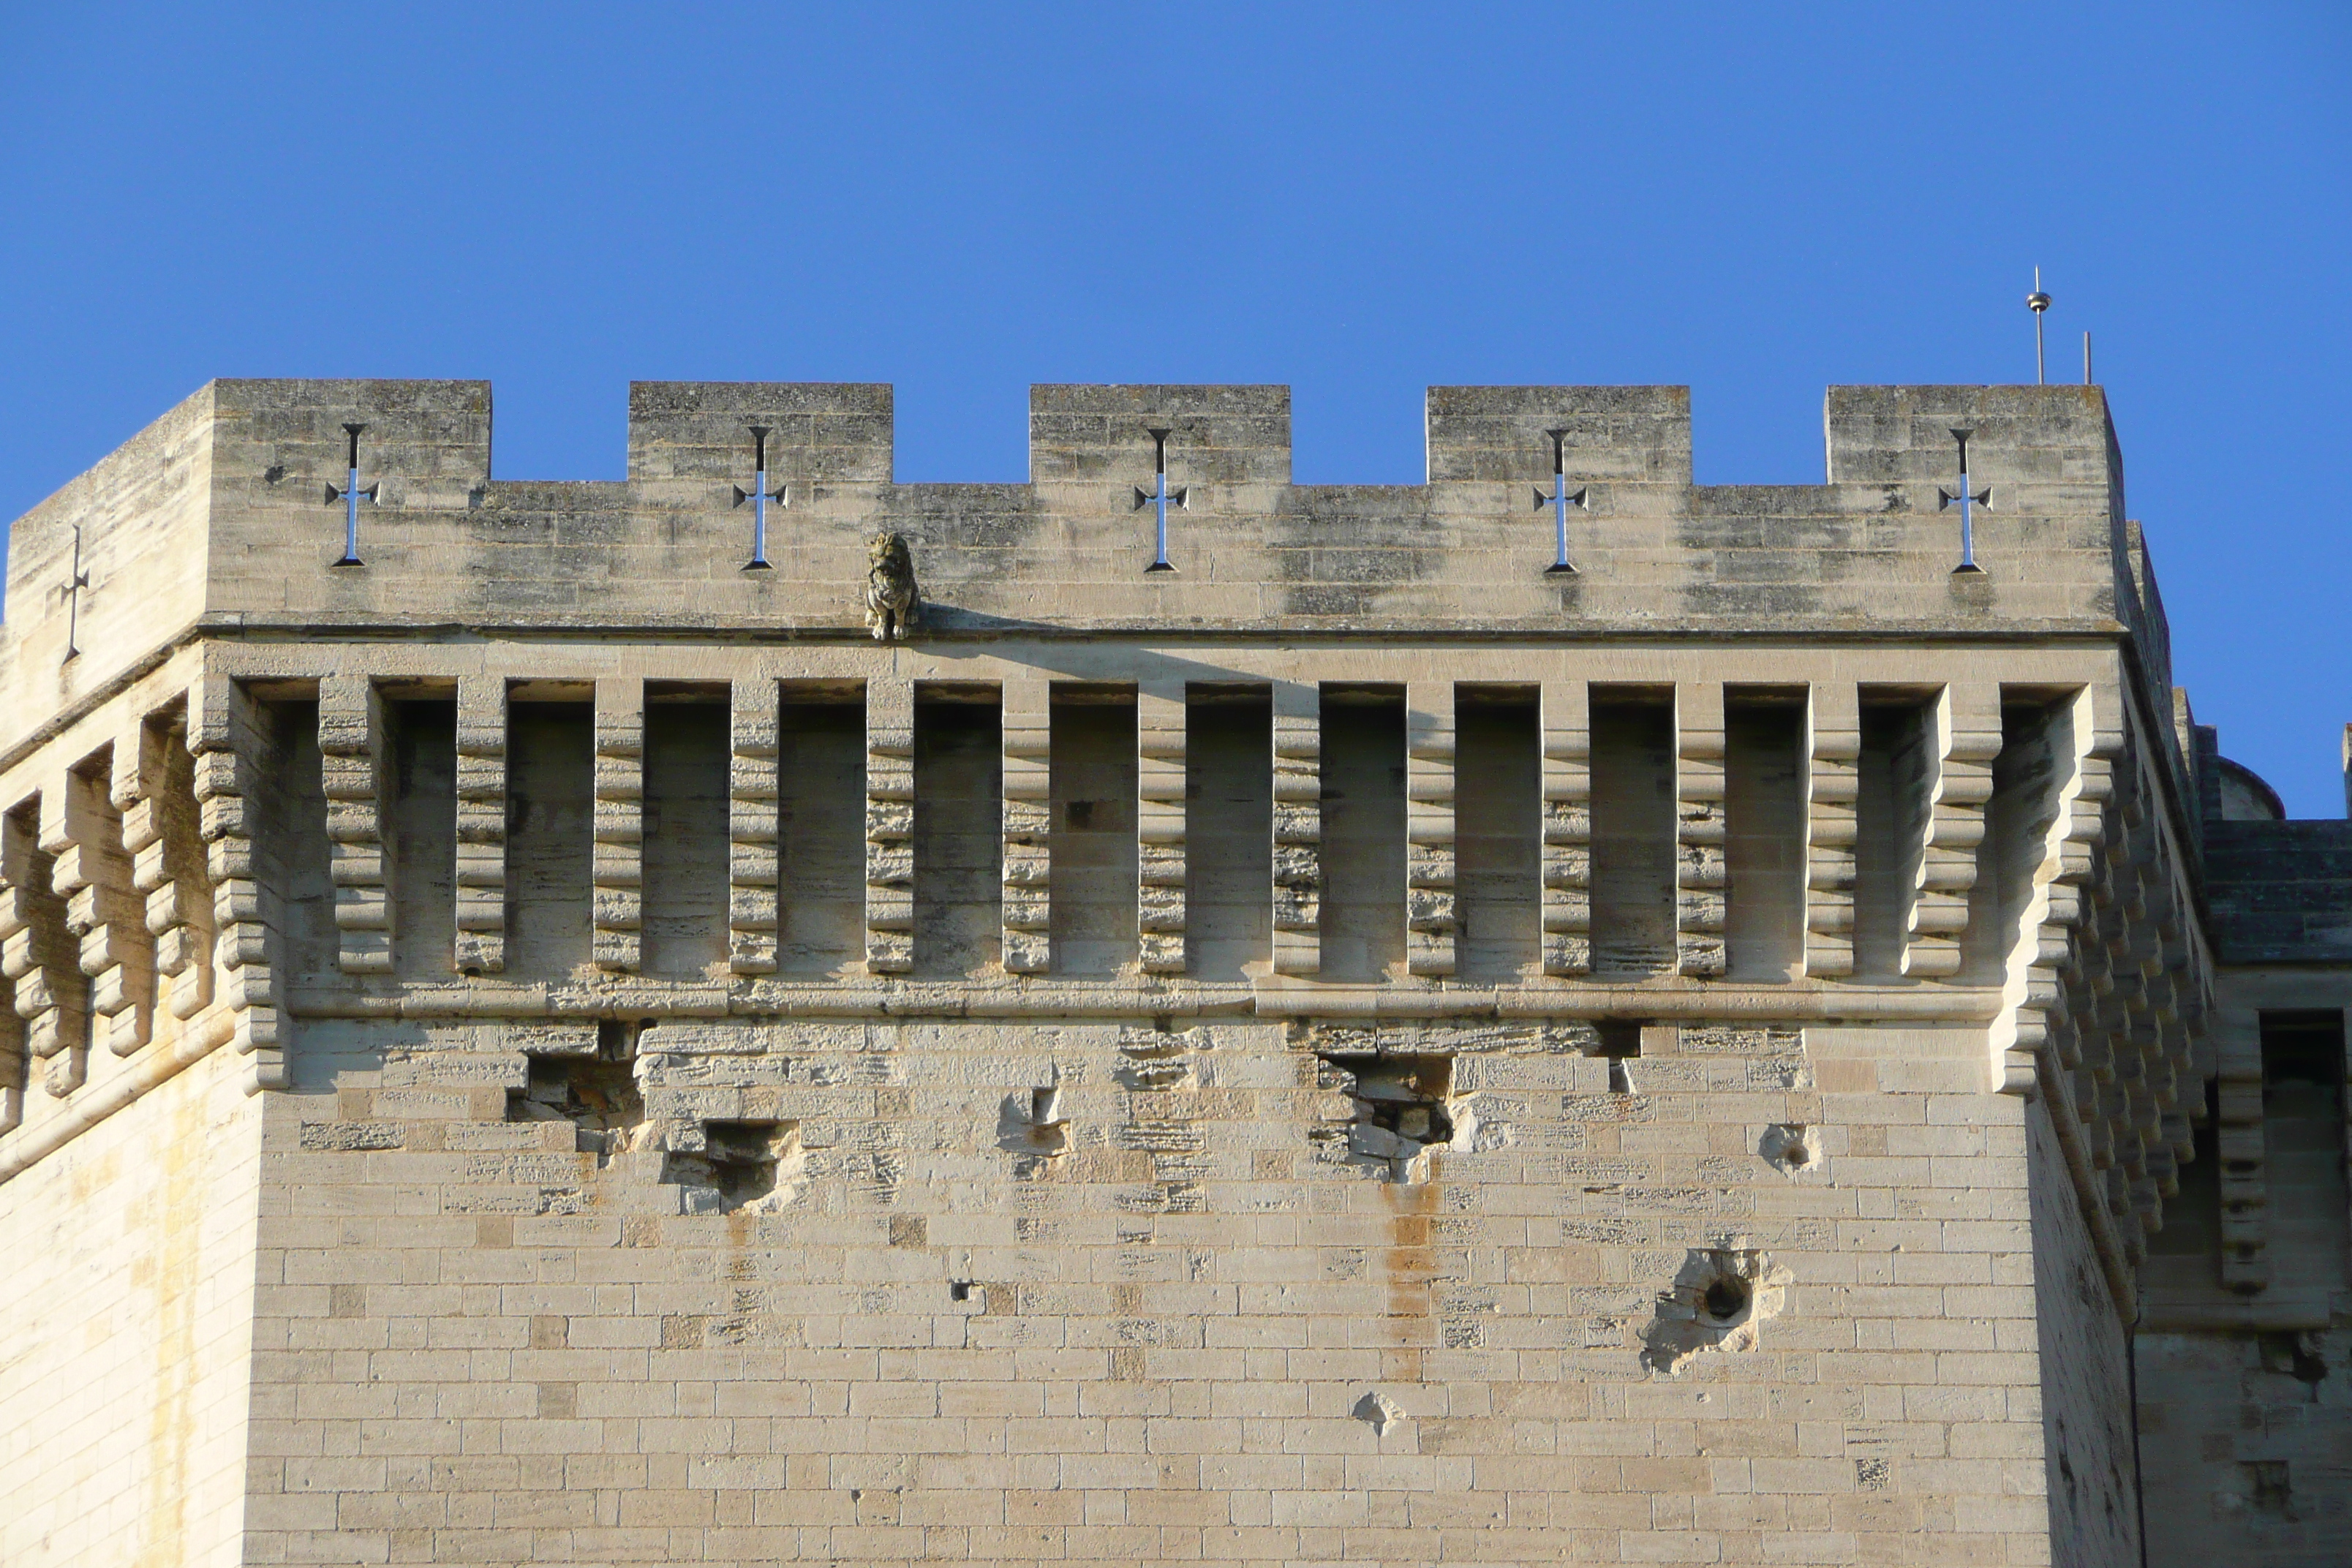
left=0, top=377, right=2272, bottom=1566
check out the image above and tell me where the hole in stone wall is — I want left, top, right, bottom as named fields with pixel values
left=2259, top=1331, right=2329, bottom=1392
left=1640, top=1245, right=1791, bottom=1373
left=1597, top=1021, right=1643, bottom=1095
left=661, top=1120, right=802, bottom=1214
left=2244, top=1459, right=2295, bottom=1518
left=1700, top=1278, right=1750, bottom=1325
left=506, top=1029, right=647, bottom=1166
left=1760, top=1122, right=1820, bottom=1175
left=252, top=698, right=337, bottom=984
left=1318, top=1052, right=1462, bottom=1180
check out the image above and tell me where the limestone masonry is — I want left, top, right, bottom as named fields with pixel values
left=1, top=379, right=2345, bottom=1567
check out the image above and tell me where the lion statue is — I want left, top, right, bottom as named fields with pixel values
left=864, top=532, right=921, bottom=643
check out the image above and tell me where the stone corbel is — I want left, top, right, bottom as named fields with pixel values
left=1676, top=680, right=1727, bottom=979
left=319, top=675, right=393, bottom=975
left=863, top=679, right=914, bottom=976
left=121, top=704, right=214, bottom=1024
left=1405, top=683, right=1457, bottom=978
left=190, top=674, right=282, bottom=1088
left=453, top=676, right=508, bottom=975
left=727, top=677, right=780, bottom=976
left=1137, top=684, right=1187, bottom=976
left=592, top=676, right=644, bottom=973
left=1000, top=679, right=1052, bottom=976
left=54, top=751, right=153, bottom=1058
left=1270, top=682, right=1322, bottom=978
left=1908, top=682, right=1999, bottom=979
left=1541, top=680, right=1591, bottom=978
left=1, top=796, right=86, bottom=1097
left=1803, top=681, right=1860, bottom=979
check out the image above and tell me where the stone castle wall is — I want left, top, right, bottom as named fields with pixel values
left=0, top=380, right=2266, bottom=1567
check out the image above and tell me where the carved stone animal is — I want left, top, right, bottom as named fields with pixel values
left=865, top=532, right=921, bottom=642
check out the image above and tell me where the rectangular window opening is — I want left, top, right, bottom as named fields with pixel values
left=1961, top=695, right=2075, bottom=984
left=1455, top=686, right=1541, bottom=981
left=1724, top=689, right=1805, bottom=982
left=1185, top=686, right=1271, bottom=981
left=1050, top=687, right=1137, bottom=976
left=1853, top=693, right=1935, bottom=980
left=505, top=701, right=596, bottom=981
left=913, top=689, right=1002, bottom=978
left=388, top=697, right=457, bottom=981
left=1319, top=686, right=1406, bottom=982
left=777, top=692, right=867, bottom=977
left=2259, top=1009, right=2351, bottom=1288
left=253, top=696, right=337, bottom=985
left=1588, top=690, right=1676, bottom=979
left=641, top=687, right=731, bottom=980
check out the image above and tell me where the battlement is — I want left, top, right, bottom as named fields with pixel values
left=0, top=379, right=2147, bottom=753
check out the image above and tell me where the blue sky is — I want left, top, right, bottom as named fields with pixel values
left=3, top=4, right=2345, bottom=810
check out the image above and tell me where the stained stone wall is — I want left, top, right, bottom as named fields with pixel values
left=0, top=378, right=2255, bottom=1568
left=244, top=1012, right=2094, bottom=1566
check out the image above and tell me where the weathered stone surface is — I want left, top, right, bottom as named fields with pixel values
left=0, top=376, right=2329, bottom=1568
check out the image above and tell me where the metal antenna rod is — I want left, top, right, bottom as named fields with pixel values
left=2027, top=267, right=2051, bottom=385
left=2083, top=330, right=2093, bottom=386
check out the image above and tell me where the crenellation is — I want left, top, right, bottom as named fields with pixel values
left=191, top=672, right=284, bottom=1082
left=121, top=702, right=214, bottom=1022
left=1027, top=383, right=1292, bottom=487
left=54, top=750, right=152, bottom=1056
left=317, top=674, right=393, bottom=975
left=625, top=380, right=894, bottom=491
left=1424, top=383, right=1694, bottom=486
left=1, top=797, right=87, bottom=1096
left=0, top=374, right=2326, bottom=1568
